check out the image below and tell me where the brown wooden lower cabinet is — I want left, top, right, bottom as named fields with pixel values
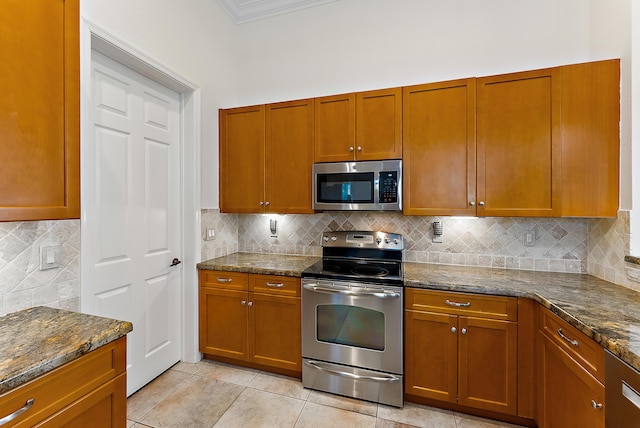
left=405, top=289, right=518, bottom=416
left=198, top=270, right=302, bottom=375
left=537, top=331, right=605, bottom=427
left=0, top=337, right=127, bottom=427
left=536, top=306, right=605, bottom=428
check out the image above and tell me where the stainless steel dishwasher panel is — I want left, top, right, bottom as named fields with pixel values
left=605, top=350, right=640, bottom=427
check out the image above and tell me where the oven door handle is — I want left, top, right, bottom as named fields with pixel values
left=303, top=283, right=400, bottom=299
left=304, top=360, right=401, bottom=383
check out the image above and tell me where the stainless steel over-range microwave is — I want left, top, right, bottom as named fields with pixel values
left=312, top=160, right=402, bottom=211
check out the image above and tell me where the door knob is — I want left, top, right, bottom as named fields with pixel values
left=170, top=258, right=181, bottom=267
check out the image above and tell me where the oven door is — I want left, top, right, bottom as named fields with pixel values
left=301, top=279, right=403, bottom=375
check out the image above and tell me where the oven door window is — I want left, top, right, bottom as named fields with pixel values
left=316, top=304, right=384, bottom=351
left=316, top=172, right=374, bottom=204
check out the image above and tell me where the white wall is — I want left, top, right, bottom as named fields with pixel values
left=227, top=0, right=592, bottom=106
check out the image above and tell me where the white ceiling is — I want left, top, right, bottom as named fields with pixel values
left=216, top=0, right=337, bottom=24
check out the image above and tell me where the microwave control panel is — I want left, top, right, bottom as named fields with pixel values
left=379, top=171, right=398, bottom=203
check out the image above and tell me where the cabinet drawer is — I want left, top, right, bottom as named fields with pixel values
left=0, top=338, right=126, bottom=427
left=249, top=274, right=300, bottom=297
left=406, top=289, right=517, bottom=321
left=538, top=306, right=605, bottom=383
left=199, top=270, right=249, bottom=291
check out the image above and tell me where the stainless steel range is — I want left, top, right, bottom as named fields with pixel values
left=301, top=230, right=404, bottom=407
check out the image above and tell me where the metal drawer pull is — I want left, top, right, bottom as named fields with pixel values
left=445, top=299, right=471, bottom=307
left=266, top=282, right=284, bottom=288
left=557, top=328, right=579, bottom=347
left=623, top=381, right=640, bottom=410
left=461, top=328, right=467, bottom=335
left=591, top=399, right=603, bottom=410
left=241, top=300, right=246, bottom=305
left=0, top=398, right=35, bottom=426
left=451, top=327, right=457, bottom=333
left=216, top=277, right=233, bottom=283
left=304, top=360, right=400, bottom=383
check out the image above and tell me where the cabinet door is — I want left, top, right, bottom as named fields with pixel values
left=266, top=99, right=314, bottom=214
left=403, top=79, right=476, bottom=216
left=458, top=317, right=518, bottom=415
left=405, top=309, right=457, bottom=402
left=477, top=68, right=561, bottom=217
left=560, top=59, right=620, bottom=217
left=219, top=105, right=265, bottom=213
left=35, top=373, right=126, bottom=428
left=199, top=287, right=248, bottom=360
left=356, top=88, right=402, bottom=160
left=0, top=0, right=79, bottom=221
left=537, top=331, right=605, bottom=428
left=314, top=93, right=356, bottom=162
left=248, top=292, right=301, bottom=372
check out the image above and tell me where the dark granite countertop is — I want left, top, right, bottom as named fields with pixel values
left=0, top=306, right=133, bottom=395
left=198, top=252, right=640, bottom=373
left=197, top=253, right=320, bottom=277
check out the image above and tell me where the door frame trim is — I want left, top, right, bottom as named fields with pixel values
left=79, top=19, right=202, bottom=363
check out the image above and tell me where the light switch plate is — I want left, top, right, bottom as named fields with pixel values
left=40, top=244, right=60, bottom=270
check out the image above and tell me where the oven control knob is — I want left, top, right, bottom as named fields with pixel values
left=323, top=236, right=329, bottom=242
left=331, top=236, right=338, bottom=242
left=384, top=238, right=390, bottom=244
left=393, top=239, right=399, bottom=245
left=375, top=237, right=382, bottom=244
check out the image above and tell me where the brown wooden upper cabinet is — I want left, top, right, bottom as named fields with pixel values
left=0, top=0, right=80, bottom=221
left=404, top=59, right=619, bottom=217
left=314, top=88, right=402, bottom=162
left=477, top=67, right=562, bottom=217
left=403, top=79, right=477, bottom=216
left=219, top=99, right=314, bottom=214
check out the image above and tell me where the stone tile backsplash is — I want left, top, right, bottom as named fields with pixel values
left=0, top=209, right=632, bottom=316
left=0, top=220, right=80, bottom=316
left=203, top=210, right=592, bottom=274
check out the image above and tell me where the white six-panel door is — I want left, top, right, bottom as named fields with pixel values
left=85, top=50, right=182, bottom=395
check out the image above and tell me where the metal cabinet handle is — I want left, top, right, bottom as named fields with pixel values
left=259, top=201, right=264, bottom=206
left=248, top=301, right=253, bottom=307
left=557, top=328, right=579, bottom=347
left=216, top=277, right=233, bottom=283
left=445, top=299, right=471, bottom=308
left=241, top=300, right=246, bottom=305
left=461, top=328, right=467, bottom=335
left=265, top=201, right=270, bottom=206
left=469, top=201, right=476, bottom=206
left=451, top=327, right=457, bottom=333
left=349, top=146, right=354, bottom=152
left=0, top=398, right=35, bottom=426
left=266, top=282, right=284, bottom=288
left=591, top=400, right=603, bottom=410
left=478, top=201, right=485, bottom=207
left=357, top=146, right=362, bottom=151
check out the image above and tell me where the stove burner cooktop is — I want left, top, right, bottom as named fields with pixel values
left=302, top=231, right=405, bottom=286
left=302, top=258, right=403, bottom=285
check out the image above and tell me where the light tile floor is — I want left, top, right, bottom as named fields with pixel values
left=126, top=360, right=526, bottom=428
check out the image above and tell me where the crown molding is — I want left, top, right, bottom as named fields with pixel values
left=216, top=0, right=337, bottom=24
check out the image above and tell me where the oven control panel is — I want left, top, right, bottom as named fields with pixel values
left=321, top=231, right=403, bottom=250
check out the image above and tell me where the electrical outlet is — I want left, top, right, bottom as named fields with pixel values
left=205, top=228, right=215, bottom=241
left=523, top=230, right=535, bottom=247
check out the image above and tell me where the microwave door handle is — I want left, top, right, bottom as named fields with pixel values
left=302, top=283, right=400, bottom=299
